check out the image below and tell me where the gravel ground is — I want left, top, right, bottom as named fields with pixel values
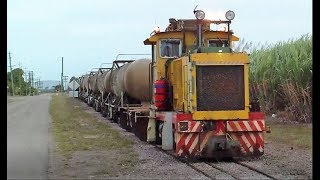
left=207, top=162, right=271, bottom=179
left=240, top=142, right=312, bottom=179
left=82, top=105, right=208, bottom=179
left=49, top=98, right=312, bottom=179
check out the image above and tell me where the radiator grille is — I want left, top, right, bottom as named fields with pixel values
left=196, top=65, right=245, bottom=111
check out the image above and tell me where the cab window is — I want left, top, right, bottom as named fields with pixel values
left=208, top=39, right=228, bottom=47
left=159, top=39, right=182, bottom=58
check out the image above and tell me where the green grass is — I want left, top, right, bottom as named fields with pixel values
left=266, top=120, right=312, bottom=150
left=7, top=99, right=14, bottom=103
left=249, top=34, right=312, bottom=88
left=49, top=94, right=138, bottom=172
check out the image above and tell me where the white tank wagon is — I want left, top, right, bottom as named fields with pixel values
left=79, top=76, right=84, bottom=91
left=124, top=59, right=152, bottom=102
left=83, top=75, right=90, bottom=93
left=95, top=68, right=112, bottom=113
left=107, top=59, right=152, bottom=102
left=84, top=71, right=97, bottom=107
left=110, top=63, right=131, bottom=97
left=98, top=58, right=152, bottom=132
left=97, top=70, right=106, bottom=95
left=78, top=74, right=91, bottom=102
left=78, top=76, right=83, bottom=99
left=77, top=57, right=153, bottom=138
left=88, top=72, right=99, bottom=94
left=103, top=70, right=112, bottom=93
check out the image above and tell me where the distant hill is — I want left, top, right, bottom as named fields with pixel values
left=41, top=80, right=60, bottom=90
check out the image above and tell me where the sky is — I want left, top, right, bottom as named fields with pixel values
left=7, top=0, right=312, bottom=81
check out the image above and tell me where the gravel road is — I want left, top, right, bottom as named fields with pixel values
left=7, top=94, right=52, bottom=179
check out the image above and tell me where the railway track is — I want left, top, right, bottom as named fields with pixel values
left=153, top=145, right=278, bottom=180
left=88, top=102, right=278, bottom=179
left=233, top=161, right=278, bottom=179
left=203, top=161, right=279, bottom=180
left=153, top=145, right=214, bottom=179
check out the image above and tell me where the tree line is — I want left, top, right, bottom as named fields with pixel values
left=7, top=68, right=38, bottom=96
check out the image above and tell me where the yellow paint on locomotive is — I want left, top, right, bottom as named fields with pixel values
left=145, top=22, right=250, bottom=120
left=145, top=31, right=239, bottom=79
left=189, top=53, right=250, bottom=120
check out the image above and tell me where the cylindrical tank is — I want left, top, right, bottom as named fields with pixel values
left=97, top=71, right=106, bottom=94
left=88, top=72, right=99, bottom=93
left=79, top=76, right=84, bottom=90
left=111, top=63, right=131, bottom=97
left=103, top=71, right=112, bottom=93
left=83, top=75, right=89, bottom=92
left=107, top=59, right=152, bottom=102
left=154, top=79, right=170, bottom=110
left=124, top=59, right=152, bottom=102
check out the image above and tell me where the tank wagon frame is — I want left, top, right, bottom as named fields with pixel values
left=77, top=9, right=270, bottom=160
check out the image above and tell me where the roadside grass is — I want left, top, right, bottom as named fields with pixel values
left=7, top=96, right=28, bottom=103
left=265, top=119, right=312, bottom=150
left=7, top=99, right=14, bottom=103
left=49, top=94, right=138, bottom=175
left=7, top=96, right=17, bottom=103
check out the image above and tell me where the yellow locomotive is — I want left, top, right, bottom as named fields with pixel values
left=79, top=9, right=270, bottom=159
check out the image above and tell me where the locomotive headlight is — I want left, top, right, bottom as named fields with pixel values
left=154, top=26, right=160, bottom=33
left=225, top=10, right=235, bottom=20
left=194, top=10, right=205, bottom=20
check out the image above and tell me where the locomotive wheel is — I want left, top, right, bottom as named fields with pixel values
left=92, top=101, right=96, bottom=109
left=94, top=102, right=98, bottom=111
left=119, top=112, right=129, bottom=131
left=155, top=121, right=163, bottom=145
left=125, top=114, right=131, bottom=132
left=101, top=105, right=107, bottom=117
left=95, top=101, right=101, bottom=112
left=88, top=98, right=93, bottom=107
left=111, top=110, right=119, bottom=123
left=102, top=110, right=107, bottom=117
left=128, top=114, right=135, bottom=132
left=106, top=107, right=111, bottom=120
left=133, top=117, right=148, bottom=141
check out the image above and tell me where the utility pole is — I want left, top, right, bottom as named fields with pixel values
left=24, top=69, right=28, bottom=95
left=29, top=71, right=34, bottom=96
left=28, top=71, right=31, bottom=95
left=63, top=75, right=68, bottom=92
left=9, top=52, right=15, bottom=96
left=31, top=71, right=34, bottom=95
left=60, top=57, right=64, bottom=93
left=18, top=63, right=22, bottom=95
left=31, top=71, right=33, bottom=87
